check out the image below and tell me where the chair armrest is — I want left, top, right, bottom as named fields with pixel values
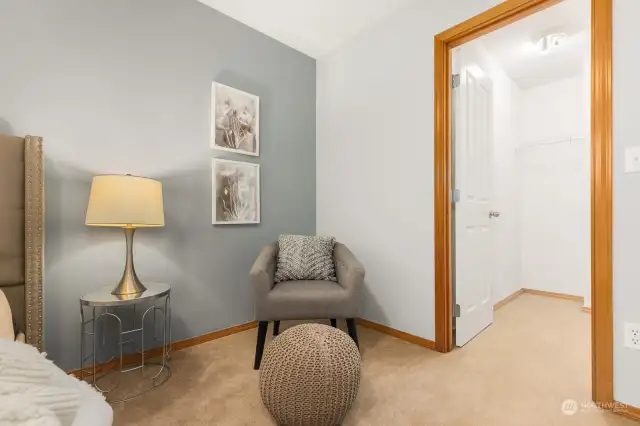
left=250, top=243, right=277, bottom=302
left=334, top=243, right=365, bottom=295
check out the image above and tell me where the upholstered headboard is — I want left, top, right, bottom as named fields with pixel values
left=0, top=134, right=44, bottom=350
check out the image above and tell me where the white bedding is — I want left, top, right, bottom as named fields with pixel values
left=48, top=364, right=113, bottom=426
left=0, top=340, right=113, bottom=426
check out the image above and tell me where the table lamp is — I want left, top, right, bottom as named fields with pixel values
left=85, top=174, right=165, bottom=296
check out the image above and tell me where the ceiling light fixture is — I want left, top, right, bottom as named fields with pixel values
left=536, top=33, right=568, bottom=54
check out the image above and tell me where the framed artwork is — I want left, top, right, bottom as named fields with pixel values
left=212, top=158, right=260, bottom=225
left=211, top=82, right=260, bottom=156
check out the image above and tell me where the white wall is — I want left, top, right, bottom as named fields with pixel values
left=613, top=0, right=640, bottom=408
left=316, top=0, right=499, bottom=339
left=518, top=76, right=591, bottom=305
left=317, top=0, right=640, bottom=407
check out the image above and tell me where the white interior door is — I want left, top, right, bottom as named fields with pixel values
left=453, top=44, right=495, bottom=347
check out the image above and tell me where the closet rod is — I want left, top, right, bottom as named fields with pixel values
left=520, top=136, right=587, bottom=148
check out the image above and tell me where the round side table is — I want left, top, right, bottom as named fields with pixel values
left=79, top=283, right=172, bottom=403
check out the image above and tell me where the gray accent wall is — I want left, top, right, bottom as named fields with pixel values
left=0, top=0, right=316, bottom=370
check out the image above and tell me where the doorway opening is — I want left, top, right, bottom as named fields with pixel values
left=452, top=0, right=591, bottom=347
left=434, top=0, right=613, bottom=405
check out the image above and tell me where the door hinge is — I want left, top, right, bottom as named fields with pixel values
left=454, top=304, right=461, bottom=318
left=452, top=188, right=461, bottom=203
left=452, top=74, right=461, bottom=89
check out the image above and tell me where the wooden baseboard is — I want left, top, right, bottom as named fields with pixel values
left=522, top=288, right=584, bottom=302
left=492, top=288, right=588, bottom=312
left=171, top=321, right=257, bottom=352
left=357, top=318, right=435, bottom=349
left=494, top=289, right=525, bottom=310
left=68, top=321, right=257, bottom=378
left=613, top=401, right=640, bottom=421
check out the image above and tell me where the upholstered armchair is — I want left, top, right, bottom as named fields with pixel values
left=250, top=242, right=365, bottom=369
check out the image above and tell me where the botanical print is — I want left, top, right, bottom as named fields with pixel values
left=211, top=82, right=259, bottom=156
left=212, top=158, right=260, bottom=224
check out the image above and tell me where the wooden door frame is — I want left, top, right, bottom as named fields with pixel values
left=434, top=0, right=613, bottom=405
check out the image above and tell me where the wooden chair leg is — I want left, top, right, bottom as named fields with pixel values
left=346, top=318, right=359, bottom=348
left=330, top=319, right=337, bottom=328
left=273, top=320, right=280, bottom=336
left=254, top=321, right=269, bottom=370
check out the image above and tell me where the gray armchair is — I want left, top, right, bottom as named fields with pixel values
left=250, top=242, right=365, bottom=369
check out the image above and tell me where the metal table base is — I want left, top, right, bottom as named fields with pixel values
left=79, top=283, right=172, bottom=404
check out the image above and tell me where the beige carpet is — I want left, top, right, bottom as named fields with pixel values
left=112, top=294, right=636, bottom=425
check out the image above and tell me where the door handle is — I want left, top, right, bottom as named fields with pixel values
left=489, top=211, right=501, bottom=218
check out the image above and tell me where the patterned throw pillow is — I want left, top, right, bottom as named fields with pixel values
left=275, top=235, right=337, bottom=283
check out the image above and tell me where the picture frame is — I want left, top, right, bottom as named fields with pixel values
left=212, top=158, right=260, bottom=225
left=211, top=82, right=260, bottom=156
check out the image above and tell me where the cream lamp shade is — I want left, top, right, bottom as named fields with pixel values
left=85, top=175, right=165, bottom=228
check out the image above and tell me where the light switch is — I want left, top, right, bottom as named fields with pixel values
left=625, top=147, right=640, bottom=173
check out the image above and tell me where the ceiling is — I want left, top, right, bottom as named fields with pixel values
left=479, top=0, right=590, bottom=89
left=197, top=0, right=417, bottom=58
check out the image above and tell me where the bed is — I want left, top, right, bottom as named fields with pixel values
left=0, top=134, right=113, bottom=426
left=0, top=134, right=44, bottom=347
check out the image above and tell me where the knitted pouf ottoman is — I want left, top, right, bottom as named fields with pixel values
left=259, top=323, right=361, bottom=426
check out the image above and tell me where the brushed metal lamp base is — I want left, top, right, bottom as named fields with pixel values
left=111, top=227, right=147, bottom=296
